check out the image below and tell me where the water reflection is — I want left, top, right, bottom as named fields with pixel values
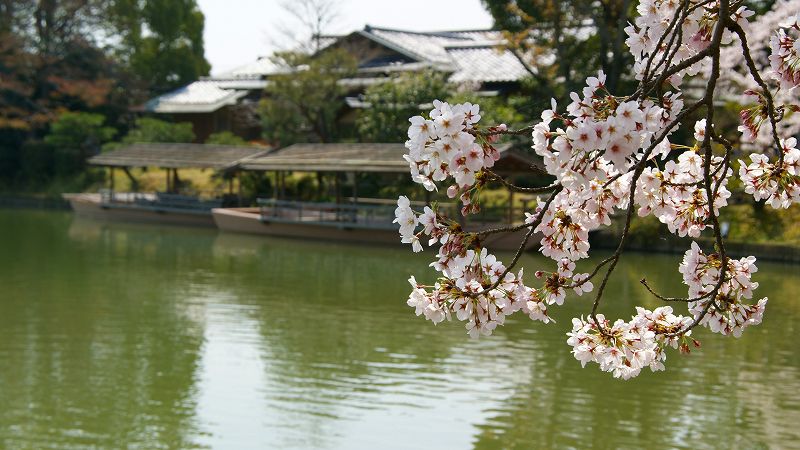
left=0, top=210, right=797, bottom=449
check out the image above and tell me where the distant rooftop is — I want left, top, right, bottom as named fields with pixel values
left=142, top=24, right=538, bottom=114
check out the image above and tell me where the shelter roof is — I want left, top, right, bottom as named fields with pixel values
left=88, top=143, right=269, bottom=170
left=239, top=142, right=536, bottom=174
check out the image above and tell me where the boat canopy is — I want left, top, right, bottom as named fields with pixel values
left=88, top=143, right=269, bottom=171
left=238, top=142, right=537, bottom=174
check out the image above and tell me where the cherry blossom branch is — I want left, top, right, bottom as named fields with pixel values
left=398, top=0, right=778, bottom=378
left=469, top=185, right=563, bottom=298
left=727, top=19, right=785, bottom=163
left=484, top=169, right=559, bottom=193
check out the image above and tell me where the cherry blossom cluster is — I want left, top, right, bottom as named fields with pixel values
left=625, top=0, right=753, bottom=86
left=528, top=72, right=684, bottom=259
left=769, top=13, right=800, bottom=89
left=404, top=100, right=500, bottom=209
left=737, top=90, right=772, bottom=142
left=679, top=242, right=768, bottom=337
left=405, top=249, right=551, bottom=339
left=533, top=73, right=682, bottom=176
left=567, top=307, right=693, bottom=380
left=635, top=133, right=732, bottom=238
left=396, top=195, right=597, bottom=337
left=738, top=137, right=800, bottom=208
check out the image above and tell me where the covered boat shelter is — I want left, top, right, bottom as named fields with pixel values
left=89, top=142, right=269, bottom=198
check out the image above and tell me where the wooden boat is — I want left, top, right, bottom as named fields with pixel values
left=63, top=192, right=218, bottom=228
left=212, top=199, right=538, bottom=251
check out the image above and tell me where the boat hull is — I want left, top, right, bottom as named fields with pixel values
left=212, top=207, right=400, bottom=245
left=212, top=207, right=538, bottom=251
left=63, top=193, right=216, bottom=228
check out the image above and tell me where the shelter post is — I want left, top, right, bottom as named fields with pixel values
left=123, top=168, right=138, bottom=192
left=237, top=171, right=243, bottom=206
left=352, top=172, right=358, bottom=205
left=173, top=169, right=181, bottom=193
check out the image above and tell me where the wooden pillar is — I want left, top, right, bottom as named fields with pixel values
left=334, top=173, right=341, bottom=204
left=352, top=172, right=358, bottom=204
left=165, top=168, right=171, bottom=193
left=237, top=171, right=243, bottom=206
left=173, top=169, right=180, bottom=194
left=316, top=172, right=324, bottom=200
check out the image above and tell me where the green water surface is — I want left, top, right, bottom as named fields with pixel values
left=0, top=209, right=798, bottom=449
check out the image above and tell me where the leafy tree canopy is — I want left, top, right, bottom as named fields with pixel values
left=260, top=48, right=358, bottom=146
left=356, top=70, right=527, bottom=142
left=206, top=131, right=250, bottom=146
left=44, top=111, right=116, bottom=175
left=480, top=0, right=635, bottom=94
left=119, top=117, right=195, bottom=144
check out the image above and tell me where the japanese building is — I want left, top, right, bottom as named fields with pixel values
left=140, top=26, right=533, bottom=142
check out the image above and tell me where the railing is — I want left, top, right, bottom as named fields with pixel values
left=256, top=198, right=397, bottom=230
left=99, top=190, right=223, bottom=214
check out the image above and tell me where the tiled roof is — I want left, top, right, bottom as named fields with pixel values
left=143, top=81, right=248, bottom=113
left=363, top=27, right=474, bottom=63
left=357, top=26, right=531, bottom=83
left=214, top=57, right=288, bottom=80
left=89, top=143, right=269, bottom=170
left=447, top=46, right=532, bottom=83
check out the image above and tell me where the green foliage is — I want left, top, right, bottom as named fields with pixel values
left=356, top=70, right=527, bottom=142
left=480, top=0, right=635, bottom=94
left=206, top=131, right=250, bottom=146
left=260, top=49, right=358, bottom=146
left=356, top=70, right=451, bottom=142
left=44, top=112, right=116, bottom=175
left=111, top=0, right=211, bottom=94
left=119, top=117, right=195, bottom=144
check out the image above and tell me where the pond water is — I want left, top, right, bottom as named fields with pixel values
left=0, top=209, right=798, bottom=449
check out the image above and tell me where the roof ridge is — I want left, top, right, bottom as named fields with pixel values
left=363, top=25, right=493, bottom=38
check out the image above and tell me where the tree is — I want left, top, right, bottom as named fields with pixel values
left=356, top=71, right=452, bottom=142
left=259, top=49, right=358, bottom=146
left=44, top=111, right=116, bottom=175
left=274, top=0, right=340, bottom=53
left=119, top=117, right=195, bottom=144
left=357, top=71, right=528, bottom=143
left=481, top=0, right=635, bottom=94
left=206, top=131, right=250, bottom=146
left=108, top=0, right=211, bottom=94
left=393, top=1, right=793, bottom=379
left=0, top=1, right=133, bottom=186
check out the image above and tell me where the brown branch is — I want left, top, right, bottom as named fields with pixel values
left=469, top=185, right=564, bottom=298
left=484, top=169, right=559, bottom=193
left=727, top=19, right=785, bottom=163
